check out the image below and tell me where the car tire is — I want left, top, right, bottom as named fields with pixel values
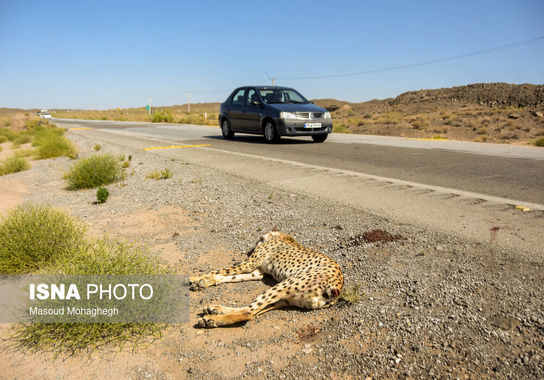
left=263, top=121, right=280, bottom=144
left=221, top=119, right=234, bottom=139
left=311, top=134, right=328, bottom=143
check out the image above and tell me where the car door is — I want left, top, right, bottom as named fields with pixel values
left=225, top=88, right=246, bottom=130
left=243, top=88, right=262, bottom=132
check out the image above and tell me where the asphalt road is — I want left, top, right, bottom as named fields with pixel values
left=54, top=118, right=544, bottom=205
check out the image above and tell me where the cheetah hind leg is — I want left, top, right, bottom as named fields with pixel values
left=203, top=305, right=240, bottom=315
left=198, top=282, right=290, bottom=328
left=190, top=267, right=263, bottom=290
left=203, top=299, right=289, bottom=316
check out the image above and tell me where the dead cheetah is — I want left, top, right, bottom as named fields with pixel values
left=189, top=229, right=344, bottom=328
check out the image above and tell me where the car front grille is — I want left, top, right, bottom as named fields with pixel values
left=294, top=127, right=327, bottom=132
left=293, top=112, right=324, bottom=119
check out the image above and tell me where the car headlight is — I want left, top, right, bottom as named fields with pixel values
left=280, top=112, right=296, bottom=119
left=323, top=111, right=331, bottom=119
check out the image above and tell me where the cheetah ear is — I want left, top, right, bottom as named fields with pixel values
left=271, top=225, right=278, bottom=232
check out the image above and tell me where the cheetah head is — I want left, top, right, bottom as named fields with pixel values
left=245, top=229, right=282, bottom=256
left=323, top=287, right=341, bottom=300
left=256, top=230, right=282, bottom=245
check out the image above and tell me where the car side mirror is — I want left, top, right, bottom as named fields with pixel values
left=251, top=100, right=261, bottom=107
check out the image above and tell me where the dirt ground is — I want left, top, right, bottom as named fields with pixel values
left=0, top=130, right=543, bottom=379
left=0, top=191, right=337, bottom=379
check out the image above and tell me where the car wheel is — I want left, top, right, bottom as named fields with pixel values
left=263, top=121, right=280, bottom=143
left=311, top=134, right=328, bottom=143
left=221, top=119, right=234, bottom=139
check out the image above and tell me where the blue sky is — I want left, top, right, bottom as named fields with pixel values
left=1, top=0, right=543, bottom=109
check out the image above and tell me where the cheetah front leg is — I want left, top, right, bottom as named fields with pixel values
left=198, top=281, right=290, bottom=328
left=189, top=262, right=263, bottom=290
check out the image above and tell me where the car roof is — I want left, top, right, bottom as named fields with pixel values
left=254, top=86, right=294, bottom=91
left=235, top=86, right=295, bottom=91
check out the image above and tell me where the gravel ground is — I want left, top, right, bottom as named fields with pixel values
left=2, top=131, right=543, bottom=379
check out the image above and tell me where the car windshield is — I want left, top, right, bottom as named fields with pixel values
left=258, top=89, right=308, bottom=104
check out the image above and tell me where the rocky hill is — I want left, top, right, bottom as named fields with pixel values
left=390, top=82, right=544, bottom=108
left=314, top=83, right=544, bottom=145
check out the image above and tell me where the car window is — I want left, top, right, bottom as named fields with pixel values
left=258, top=89, right=308, bottom=104
left=246, top=89, right=258, bottom=105
left=231, top=89, right=246, bottom=105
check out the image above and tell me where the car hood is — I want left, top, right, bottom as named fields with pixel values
left=268, top=103, right=327, bottom=113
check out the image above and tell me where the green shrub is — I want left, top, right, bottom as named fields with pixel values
left=332, top=124, right=352, bottom=134
left=93, top=144, right=101, bottom=151
left=0, top=156, right=30, bottom=176
left=96, top=186, right=109, bottom=203
left=25, top=118, right=50, bottom=130
left=0, top=135, right=8, bottom=143
left=23, top=124, right=78, bottom=159
left=0, top=127, right=17, bottom=141
left=339, top=284, right=361, bottom=304
left=0, top=204, right=166, bottom=352
left=147, top=168, right=173, bottom=180
left=151, top=110, right=174, bottom=123
left=56, top=237, right=164, bottom=275
left=64, top=153, right=122, bottom=189
left=36, top=136, right=77, bottom=159
left=13, top=148, right=36, bottom=158
left=31, top=128, right=64, bottom=147
left=0, top=204, right=87, bottom=274
left=534, top=137, right=544, bottom=147
left=12, top=134, right=32, bottom=147
left=12, top=234, right=165, bottom=352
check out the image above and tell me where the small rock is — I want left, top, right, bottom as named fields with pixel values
left=508, top=113, right=520, bottom=119
left=302, top=344, right=313, bottom=354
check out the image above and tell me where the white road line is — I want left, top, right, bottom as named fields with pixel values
left=203, top=146, right=544, bottom=211
left=65, top=125, right=544, bottom=211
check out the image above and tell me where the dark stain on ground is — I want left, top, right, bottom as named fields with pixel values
left=296, top=324, right=320, bottom=342
left=490, top=226, right=500, bottom=244
left=346, top=229, right=404, bottom=247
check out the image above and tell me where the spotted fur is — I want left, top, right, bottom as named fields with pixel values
left=189, top=230, right=344, bottom=328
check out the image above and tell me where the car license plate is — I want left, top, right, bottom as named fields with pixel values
left=304, top=123, right=322, bottom=129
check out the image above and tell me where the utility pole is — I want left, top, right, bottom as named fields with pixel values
left=264, top=70, right=276, bottom=87
left=187, top=92, right=191, bottom=113
left=148, top=97, right=152, bottom=115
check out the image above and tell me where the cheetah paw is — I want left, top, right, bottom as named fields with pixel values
left=203, top=305, right=237, bottom=315
left=189, top=277, right=215, bottom=291
left=197, top=316, right=218, bottom=328
left=203, top=306, right=220, bottom=315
